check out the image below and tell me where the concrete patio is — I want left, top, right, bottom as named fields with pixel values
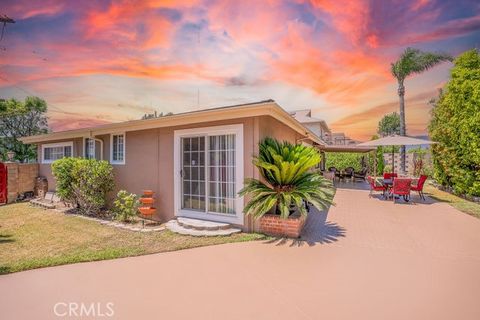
left=1, top=182, right=480, bottom=319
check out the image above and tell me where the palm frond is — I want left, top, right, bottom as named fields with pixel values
left=240, top=138, right=334, bottom=220
left=391, top=47, right=453, bottom=81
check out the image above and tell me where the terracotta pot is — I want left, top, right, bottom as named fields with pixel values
left=139, top=197, right=154, bottom=205
left=143, top=190, right=154, bottom=197
left=259, top=214, right=306, bottom=238
left=138, top=206, right=156, bottom=216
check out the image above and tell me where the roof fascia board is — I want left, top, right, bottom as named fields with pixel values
left=20, top=102, right=325, bottom=146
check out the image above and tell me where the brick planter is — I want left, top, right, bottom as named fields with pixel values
left=259, top=214, right=306, bottom=238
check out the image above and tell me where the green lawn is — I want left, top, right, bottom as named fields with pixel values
left=0, top=203, right=267, bottom=275
left=424, top=184, right=480, bottom=219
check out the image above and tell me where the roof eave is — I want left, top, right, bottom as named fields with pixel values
left=20, top=101, right=325, bottom=146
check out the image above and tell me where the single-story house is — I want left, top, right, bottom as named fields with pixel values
left=20, top=100, right=325, bottom=231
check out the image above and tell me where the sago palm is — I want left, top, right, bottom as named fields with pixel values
left=391, top=47, right=452, bottom=172
left=239, top=138, right=333, bottom=219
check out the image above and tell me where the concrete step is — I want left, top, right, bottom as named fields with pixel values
left=166, top=220, right=242, bottom=237
left=177, top=217, right=232, bottom=231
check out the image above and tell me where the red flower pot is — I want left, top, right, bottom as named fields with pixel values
left=138, top=206, right=156, bottom=216
left=143, top=190, right=154, bottom=197
left=139, top=197, right=155, bottom=205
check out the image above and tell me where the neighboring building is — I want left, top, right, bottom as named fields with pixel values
left=289, top=110, right=331, bottom=144
left=20, top=100, right=324, bottom=232
left=290, top=109, right=358, bottom=146
left=330, top=132, right=358, bottom=146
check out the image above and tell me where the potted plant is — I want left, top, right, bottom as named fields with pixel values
left=239, top=138, right=333, bottom=238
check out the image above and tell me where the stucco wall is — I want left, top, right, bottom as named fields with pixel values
left=258, top=115, right=303, bottom=143
left=33, top=115, right=303, bottom=231
left=109, top=118, right=256, bottom=225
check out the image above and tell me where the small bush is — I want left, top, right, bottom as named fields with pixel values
left=113, top=190, right=140, bottom=222
left=51, top=157, right=77, bottom=204
left=52, top=158, right=115, bottom=214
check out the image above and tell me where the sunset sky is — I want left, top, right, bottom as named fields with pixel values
left=1, top=0, right=479, bottom=140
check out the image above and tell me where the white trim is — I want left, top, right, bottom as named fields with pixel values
left=83, top=137, right=104, bottom=160
left=41, top=141, right=74, bottom=164
left=173, top=124, right=244, bottom=225
left=110, top=132, right=126, bottom=165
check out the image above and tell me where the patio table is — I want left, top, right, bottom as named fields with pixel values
left=377, top=177, right=419, bottom=201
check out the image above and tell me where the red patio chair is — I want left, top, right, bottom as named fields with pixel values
left=367, top=176, right=386, bottom=198
left=411, top=175, right=428, bottom=201
left=391, top=178, right=412, bottom=203
left=383, top=172, right=398, bottom=180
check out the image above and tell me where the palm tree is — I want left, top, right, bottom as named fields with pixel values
left=391, top=47, right=452, bottom=172
left=239, top=138, right=333, bottom=219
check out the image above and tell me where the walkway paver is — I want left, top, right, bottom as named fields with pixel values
left=1, top=183, right=480, bottom=320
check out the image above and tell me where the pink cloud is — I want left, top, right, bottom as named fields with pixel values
left=402, top=15, right=480, bottom=44
left=4, top=0, right=65, bottom=19
left=49, top=117, right=111, bottom=132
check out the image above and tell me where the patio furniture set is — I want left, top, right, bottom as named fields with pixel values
left=367, top=173, right=428, bottom=203
left=328, top=167, right=368, bottom=182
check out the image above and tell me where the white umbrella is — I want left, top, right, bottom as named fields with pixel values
left=356, top=135, right=436, bottom=173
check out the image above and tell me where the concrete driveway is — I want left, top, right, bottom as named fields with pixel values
left=1, top=183, right=480, bottom=320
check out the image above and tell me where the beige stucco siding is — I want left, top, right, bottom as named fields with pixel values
left=34, top=115, right=304, bottom=231
left=112, top=118, right=256, bottom=224
left=258, top=116, right=303, bottom=143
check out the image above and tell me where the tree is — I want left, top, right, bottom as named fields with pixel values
left=429, top=49, right=480, bottom=196
left=371, top=135, right=385, bottom=175
left=239, top=138, right=333, bottom=219
left=377, top=112, right=400, bottom=137
left=141, top=110, right=173, bottom=120
left=0, top=97, right=49, bottom=162
left=391, top=47, right=452, bottom=172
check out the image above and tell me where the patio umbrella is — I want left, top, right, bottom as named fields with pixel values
left=356, top=135, right=436, bottom=174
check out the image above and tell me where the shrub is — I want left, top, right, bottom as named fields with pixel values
left=239, top=138, right=333, bottom=219
left=325, top=152, right=364, bottom=172
left=429, top=49, right=480, bottom=196
left=113, top=190, right=140, bottom=222
left=72, top=159, right=115, bottom=214
left=52, top=158, right=115, bottom=214
left=51, top=157, right=77, bottom=204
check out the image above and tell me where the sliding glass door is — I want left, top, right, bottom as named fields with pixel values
left=181, top=137, right=206, bottom=211
left=208, top=134, right=236, bottom=214
left=181, top=134, right=236, bottom=215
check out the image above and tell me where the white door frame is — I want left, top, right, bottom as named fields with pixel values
left=173, top=124, right=244, bottom=225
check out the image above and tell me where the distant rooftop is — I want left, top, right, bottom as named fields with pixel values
left=290, top=109, right=328, bottom=125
